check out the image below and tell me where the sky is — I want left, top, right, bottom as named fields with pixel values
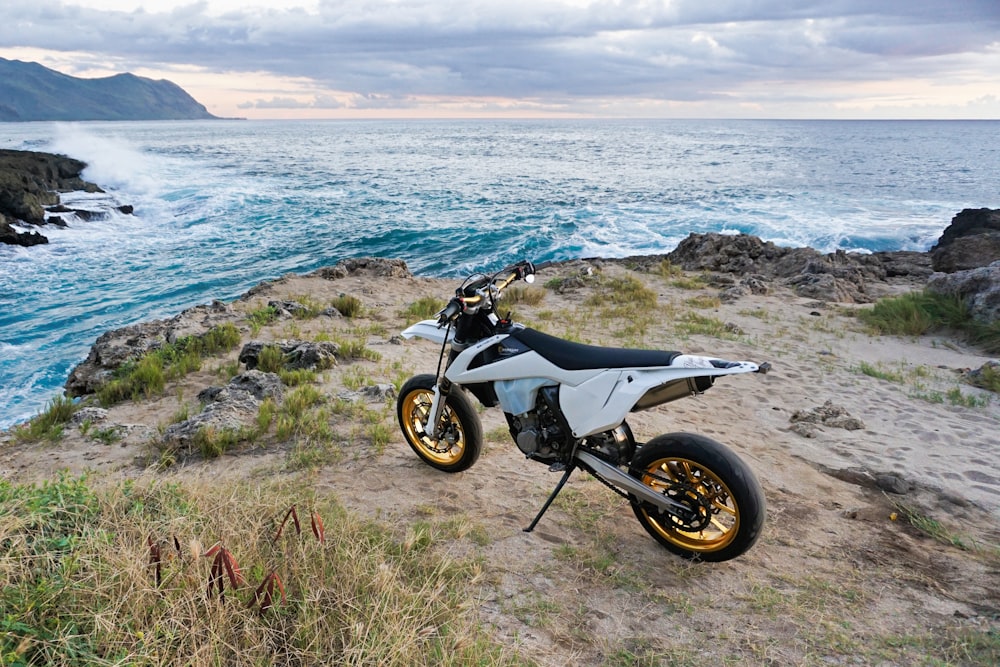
left=1, top=0, right=999, bottom=119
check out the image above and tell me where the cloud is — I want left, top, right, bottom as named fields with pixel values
left=2, top=0, right=999, bottom=116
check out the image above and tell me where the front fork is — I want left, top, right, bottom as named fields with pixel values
left=424, top=378, right=453, bottom=439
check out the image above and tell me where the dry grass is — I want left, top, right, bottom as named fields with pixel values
left=0, top=475, right=531, bottom=666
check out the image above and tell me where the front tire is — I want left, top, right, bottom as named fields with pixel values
left=629, top=433, right=765, bottom=562
left=397, top=374, right=483, bottom=473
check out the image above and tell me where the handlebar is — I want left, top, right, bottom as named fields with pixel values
left=436, top=260, right=536, bottom=326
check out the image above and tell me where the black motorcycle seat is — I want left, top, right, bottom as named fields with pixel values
left=511, top=327, right=681, bottom=371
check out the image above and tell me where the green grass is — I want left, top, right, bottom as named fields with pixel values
left=0, top=476, right=531, bottom=667
left=503, top=285, right=546, bottom=306
left=11, top=395, right=78, bottom=443
left=674, top=312, right=736, bottom=339
left=334, top=337, right=382, bottom=362
left=400, top=296, right=446, bottom=324
left=855, top=361, right=906, bottom=384
left=191, top=424, right=256, bottom=459
left=586, top=275, right=659, bottom=310
left=331, top=294, right=364, bottom=318
left=96, top=323, right=242, bottom=407
left=247, top=304, right=279, bottom=334
left=859, top=290, right=1000, bottom=354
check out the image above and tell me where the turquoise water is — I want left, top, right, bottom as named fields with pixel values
left=1, top=119, right=999, bottom=427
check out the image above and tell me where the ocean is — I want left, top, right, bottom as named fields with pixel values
left=1, top=119, right=999, bottom=428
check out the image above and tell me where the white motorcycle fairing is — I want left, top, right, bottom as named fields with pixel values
left=403, top=318, right=762, bottom=439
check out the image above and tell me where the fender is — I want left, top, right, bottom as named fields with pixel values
left=400, top=319, right=455, bottom=344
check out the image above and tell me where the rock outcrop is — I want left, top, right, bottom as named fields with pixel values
left=930, top=208, right=1000, bottom=273
left=661, top=232, right=932, bottom=303
left=238, top=340, right=340, bottom=371
left=162, top=370, right=283, bottom=450
left=65, top=300, right=236, bottom=396
left=0, top=149, right=132, bottom=246
left=309, top=257, right=413, bottom=280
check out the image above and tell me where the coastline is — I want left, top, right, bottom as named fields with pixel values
left=2, top=142, right=999, bottom=662
left=1, top=251, right=998, bottom=664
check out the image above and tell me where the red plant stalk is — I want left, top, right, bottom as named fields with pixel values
left=311, top=511, right=325, bottom=543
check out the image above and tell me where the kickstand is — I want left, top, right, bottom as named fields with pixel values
left=523, top=463, right=576, bottom=533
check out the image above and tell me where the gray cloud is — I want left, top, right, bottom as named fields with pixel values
left=1, top=0, right=998, bottom=114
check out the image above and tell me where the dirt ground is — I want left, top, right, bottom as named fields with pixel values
left=3, top=259, right=999, bottom=665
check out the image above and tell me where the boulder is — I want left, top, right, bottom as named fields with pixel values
left=930, top=208, right=1000, bottom=272
left=197, top=370, right=284, bottom=403
left=0, top=216, right=48, bottom=246
left=926, top=261, right=1000, bottom=325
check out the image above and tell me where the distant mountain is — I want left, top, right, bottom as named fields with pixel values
left=0, top=58, right=218, bottom=121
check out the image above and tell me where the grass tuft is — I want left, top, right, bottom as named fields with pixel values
left=400, top=296, right=446, bottom=324
left=0, top=476, right=528, bottom=666
left=12, top=395, right=79, bottom=443
left=331, top=294, right=364, bottom=318
left=859, top=290, right=1000, bottom=353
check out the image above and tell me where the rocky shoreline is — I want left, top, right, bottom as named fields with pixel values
left=0, top=149, right=133, bottom=246
left=3, top=236, right=999, bottom=665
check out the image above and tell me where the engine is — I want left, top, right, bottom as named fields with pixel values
left=507, top=388, right=568, bottom=461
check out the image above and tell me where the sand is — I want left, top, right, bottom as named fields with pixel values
left=2, top=259, right=998, bottom=665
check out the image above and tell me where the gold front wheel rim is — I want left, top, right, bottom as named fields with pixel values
left=639, top=457, right=740, bottom=553
left=400, top=389, right=467, bottom=466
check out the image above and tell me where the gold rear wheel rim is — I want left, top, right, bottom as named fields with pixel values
left=639, top=457, right=740, bottom=553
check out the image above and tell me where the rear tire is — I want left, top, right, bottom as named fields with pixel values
left=396, top=374, right=483, bottom=473
left=629, top=432, right=765, bottom=562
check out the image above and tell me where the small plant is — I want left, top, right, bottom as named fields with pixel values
left=91, top=426, right=123, bottom=445
left=192, top=425, right=254, bottom=459
left=12, top=395, right=78, bottom=443
left=684, top=295, right=721, bottom=309
left=855, top=361, right=905, bottom=384
left=278, top=368, right=318, bottom=386
left=670, top=275, right=707, bottom=290
left=288, top=293, right=326, bottom=319
left=331, top=294, right=363, bottom=318
left=366, top=422, right=393, bottom=454
left=675, top=312, right=735, bottom=339
left=335, top=338, right=381, bottom=362
left=401, top=296, right=446, bottom=324
left=256, top=344, right=287, bottom=373
left=587, top=275, right=659, bottom=309
left=256, top=397, right=277, bottom=433
left=656, top=259, right=684, bottom=278
left=945, top=386, right=990, bottom=408
left=247, top=304, right=279, bottom=334
left=504, top=285, right=546, bottom=306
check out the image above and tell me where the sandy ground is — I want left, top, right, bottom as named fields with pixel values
left=2, top=259, right=999, bottom=665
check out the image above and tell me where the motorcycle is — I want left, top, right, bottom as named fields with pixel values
left=396, top=260, right=769, bottom=562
